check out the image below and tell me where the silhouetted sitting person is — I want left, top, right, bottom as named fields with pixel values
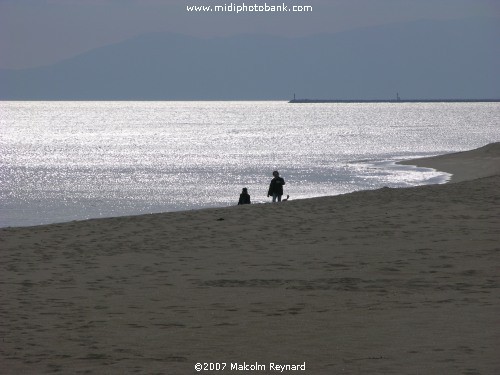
left=238, top=187, right=251, bottom=205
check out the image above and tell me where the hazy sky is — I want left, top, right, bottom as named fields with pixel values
left=1, top=0, right=499, bottom=69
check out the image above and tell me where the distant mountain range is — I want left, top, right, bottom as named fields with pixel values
left=1, top=18, right=499, bottom=100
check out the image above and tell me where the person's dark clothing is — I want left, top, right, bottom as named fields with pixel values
left=268, top=177, right=285, bottom=196
left=238, top=193, right=251, bottom=205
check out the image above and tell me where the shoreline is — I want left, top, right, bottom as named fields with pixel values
left=1, top=143, right=499, bottom=374
left=398, top=142, right=500, bottom=183
left=2, top=145, right=492, bottom=230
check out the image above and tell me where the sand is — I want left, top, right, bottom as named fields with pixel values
left=399, top=142, right=500, bottom=183
left=1, top=143, right=499, bottom=374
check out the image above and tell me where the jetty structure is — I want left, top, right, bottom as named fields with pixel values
left=289, top=93, right=500, bottom=103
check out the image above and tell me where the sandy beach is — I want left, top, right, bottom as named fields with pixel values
left=1, top=143, right=499, bottom=374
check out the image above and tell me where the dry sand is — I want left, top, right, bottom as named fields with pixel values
left=399, top=142, right=500, bottom=183
left=1, top=143, right=499, bottom=374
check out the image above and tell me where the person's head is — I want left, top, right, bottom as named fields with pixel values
left=273, top=170, right=279, bottom=177
left=242, top=187, right=248, bottom=194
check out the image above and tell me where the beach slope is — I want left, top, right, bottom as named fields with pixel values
left=399, top=142, right=500, bottom=182
left=1, top=144, right=499, bottom=374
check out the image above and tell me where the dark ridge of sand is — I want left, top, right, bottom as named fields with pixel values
left=399, top=142, right=500, bottom=182
left=1, top=143, right=499, bottom=374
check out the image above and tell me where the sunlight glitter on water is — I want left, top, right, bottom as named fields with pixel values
left=1, top=101, right=499, bottom=226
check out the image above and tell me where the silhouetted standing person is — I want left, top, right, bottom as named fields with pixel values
left=238, top=187, right=251, bottom=205
left=267, top=171, right=285, bottom=202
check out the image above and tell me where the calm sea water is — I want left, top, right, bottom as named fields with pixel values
left=1, top=101, right=499, bottom=227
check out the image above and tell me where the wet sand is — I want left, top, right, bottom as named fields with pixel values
left=1, top=143, right=499, bottom=374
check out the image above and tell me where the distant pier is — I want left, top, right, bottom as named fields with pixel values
left=289, top=98, right=500, bottom=103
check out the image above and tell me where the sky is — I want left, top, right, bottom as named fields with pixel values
left=1, top=0, right=499, bottom=69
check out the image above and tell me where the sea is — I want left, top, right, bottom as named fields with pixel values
left=1, top=101, right=499, bottom=228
